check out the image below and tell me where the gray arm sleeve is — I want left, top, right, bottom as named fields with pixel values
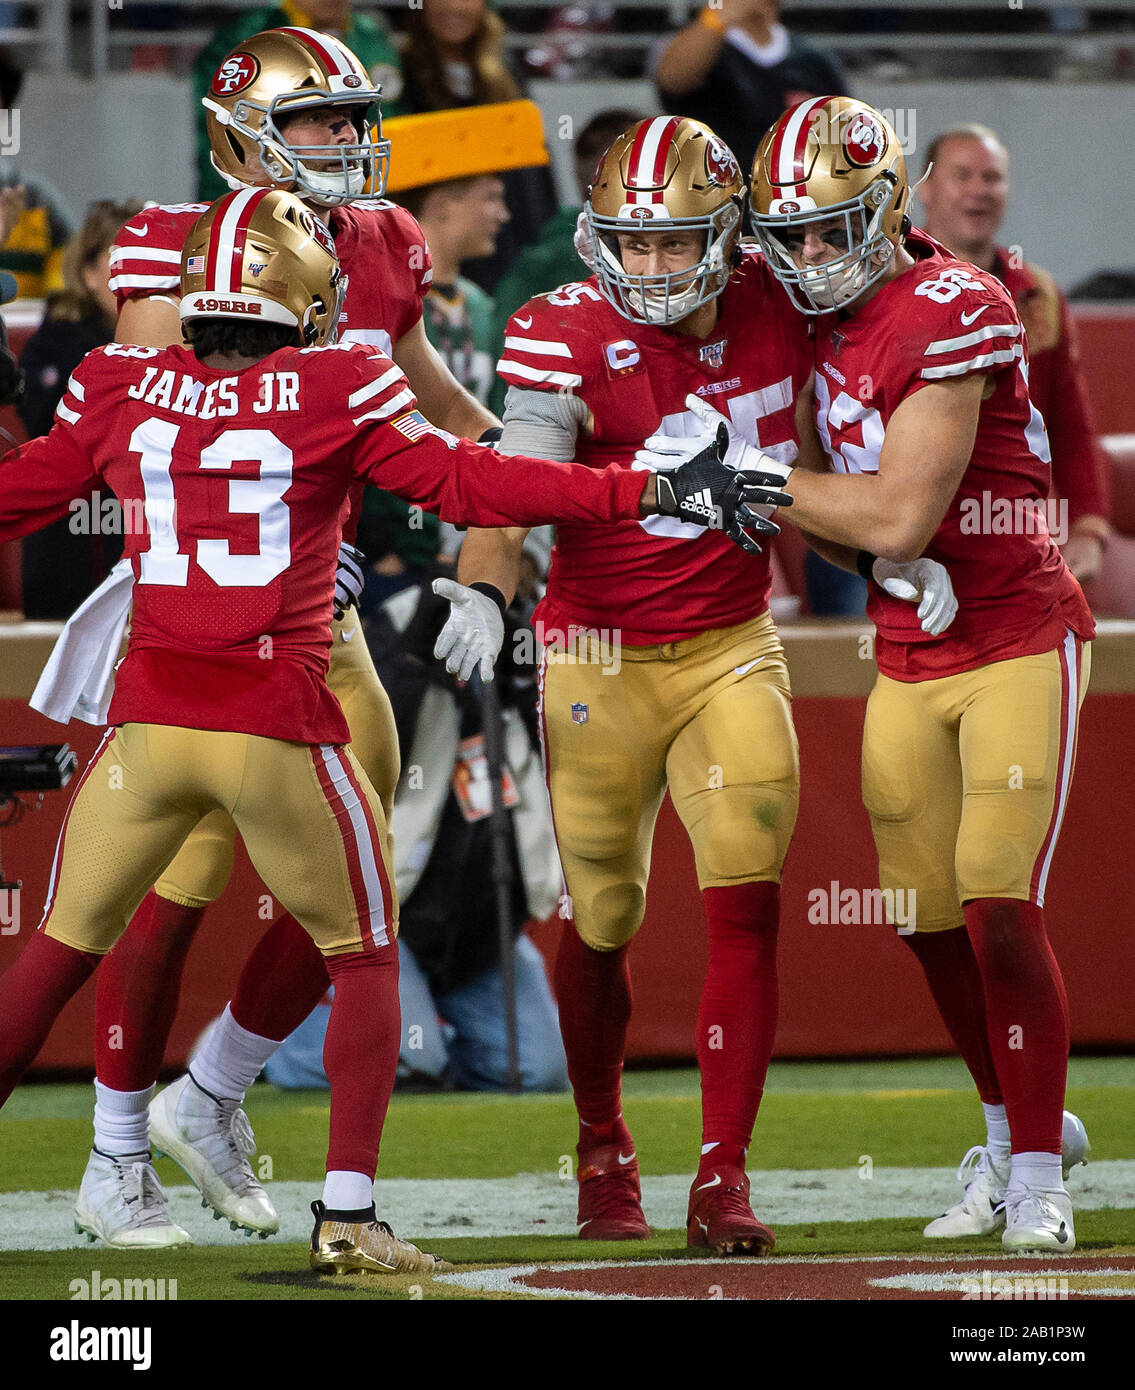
left=498, top=386, right=589, bottom=462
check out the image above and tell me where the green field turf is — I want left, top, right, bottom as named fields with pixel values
left=2, top=1056, right=1132, bottom=1300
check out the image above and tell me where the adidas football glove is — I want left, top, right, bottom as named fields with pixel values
left=333, top=542, right=367, bottom=621
left=651, top=426, right=793, bottom=555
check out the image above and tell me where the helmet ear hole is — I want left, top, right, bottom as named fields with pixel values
left=226, top=130, right=245, bottom=165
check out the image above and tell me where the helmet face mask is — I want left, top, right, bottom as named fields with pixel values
left=750, top=97, right=909, bottom=316
left=205, top=28, right=392, bottom=208
left=585, top=116, right=744, bottom=327
left=233, top=93, right=390, bottom=206
left=588, top=203, right=741, bottom=326
left=753, top=179, right=898, bottom=314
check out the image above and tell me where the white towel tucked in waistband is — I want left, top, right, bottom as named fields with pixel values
left=29, top=559, right=135, bottom=725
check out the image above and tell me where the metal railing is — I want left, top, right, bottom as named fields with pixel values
left=2, top=1, right=1134, bottom=76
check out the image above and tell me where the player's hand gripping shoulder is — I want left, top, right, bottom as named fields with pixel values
left=431, top=577, right=506, bottom=683
left=648, top=426, right=793, bottom=555
left=635, top=393, right=794, bottom=554
left=871, top=556, right=958, bottom=636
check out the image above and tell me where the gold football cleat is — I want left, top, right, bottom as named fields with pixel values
left=309, top=1202, right=451, bottom=1275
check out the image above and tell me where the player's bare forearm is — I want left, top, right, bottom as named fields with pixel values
left=116, top=295, right=182, bottom=349
left=457, top=527, right=529, bottom=605
left=392, top=318, right=498, bottom=440
left=787, top=375, right=983, bottom=561
left=801, top=532, right=863, bottom=575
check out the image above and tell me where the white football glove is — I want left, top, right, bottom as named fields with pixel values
left=333, top=542, right=366, bottom=621
left=872, top=557, right=958, bottom=636
left=573, top=209, right=595, bottom=270
left=633, top=391, right=794, bottom=485
left=432, top=577, right=505, bottom=683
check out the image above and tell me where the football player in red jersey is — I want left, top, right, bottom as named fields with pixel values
left=58, top=26, right=508, bottom=1247
left=440, top=115, right=954, bottom=1254
left=719, top=96, right=1092, bottom=1252
left=0, top=188, right=766, bottom=1270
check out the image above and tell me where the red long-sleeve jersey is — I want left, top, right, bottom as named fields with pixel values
left=0, top=341, right=647, bottom=743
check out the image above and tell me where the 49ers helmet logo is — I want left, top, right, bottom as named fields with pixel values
left=843, top=113, right=887, bottom=168
left=704, top=137, right=740, bottom=187
left=211, top=52, right=259, bottom=97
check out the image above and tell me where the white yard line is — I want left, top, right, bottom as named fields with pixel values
left=0, top=1161, right=1130, bottom=1252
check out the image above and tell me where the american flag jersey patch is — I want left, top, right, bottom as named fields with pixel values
left=390, top=410, right=435, bottom=441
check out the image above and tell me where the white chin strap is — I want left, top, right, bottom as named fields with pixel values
left=625, top=280, right=704, bottom=322
left=799, top=259, right=869, bottom=310
left=298, top=162, right=366, bottom=205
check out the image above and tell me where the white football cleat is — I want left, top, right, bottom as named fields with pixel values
left=74, top=1149, right=193, bottom=1249
left=1062, top=1110, right=1090, bottom=1179
left=1002, top=1186, right=1076, bottom=1253
left=923, top=1144, right=1010, bottom=1237
left=149, top=1074, right=279, bottom=1237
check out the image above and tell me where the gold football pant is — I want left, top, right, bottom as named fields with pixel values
left=40, top=723, right=396, bottom=958
left=154, top=607, right=399, bottom=907
left=539, top=612, right=799, bottom=951
left=861, top=632, right=1090, bottom=932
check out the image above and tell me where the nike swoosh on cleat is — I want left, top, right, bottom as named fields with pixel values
left=617, top=1151, right=636, bottom=1166
left=1057, top=1223, right=1069, bottom=1243
left=694, top=1174, right=723, bottom=1194
left=734, top=659, right=763, bottom=675
left=960, top=305, right=989, bottom=326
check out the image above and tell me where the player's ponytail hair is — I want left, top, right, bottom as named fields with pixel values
left=185, top=319, right=302, bottom=360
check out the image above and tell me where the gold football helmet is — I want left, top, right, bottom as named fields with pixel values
left=203, top=27, right=390, bottom=207
left=750, top=96, right=910, bottom=313
left=584, top=116, right=744, bottom=325
left=180, top=188, right=345, bottom=346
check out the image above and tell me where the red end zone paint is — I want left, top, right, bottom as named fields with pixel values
left=441, top=1255, right=1135, bottom=1301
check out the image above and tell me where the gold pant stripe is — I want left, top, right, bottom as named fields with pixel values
left=155, top=605, right=399, bottom=908
left=40, top=723, right=397, bottom=957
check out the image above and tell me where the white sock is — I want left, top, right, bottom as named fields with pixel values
left=1008, top=1151, right=1064, bottom=1196
left=322, top=1170, right=373, bottom=1211
left=92, top=1081, right=154, bottom=1158
left=982, top=1102, right=1011, bottom=1162
left=189, top=1005, right=279, bottom=1103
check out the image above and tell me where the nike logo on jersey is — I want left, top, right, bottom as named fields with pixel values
left=733, top=659, right=764, bottom=676
left=514, top=315, right=533, bottom=329
left=960, top=305, right=989, bottom=326
left=125, top=224, right=149, bottom=237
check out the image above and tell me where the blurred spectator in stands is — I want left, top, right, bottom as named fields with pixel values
left=398, top=0, right=556, bottom=294
left=653, top=1, right=848, bottom=184
left=16, top=199, right=142, bottom=618
left=0, top=60, right=76, bottom=298
left=488, top=106, right=643, bottom=414
left=265, top=567, right=569, bottom=1093
left=359, top=102, right=538, bottom=608
left=400, top=0, right=520, bottom=111
left=919, top=124, right=1112, bottom=583
left=398, top=171, right=510, bottom=405
left=194, top=1, right=405, bottom=199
